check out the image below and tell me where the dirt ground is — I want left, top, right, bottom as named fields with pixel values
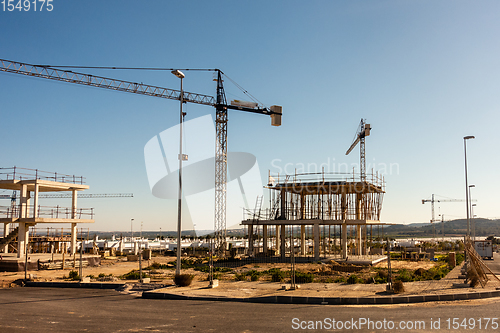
left=0, top=254, right=443, bottom=286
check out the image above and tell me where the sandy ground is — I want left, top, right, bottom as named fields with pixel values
left=1, top=255, right=499, bottom=298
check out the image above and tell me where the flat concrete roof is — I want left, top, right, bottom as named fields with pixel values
left=0, top=179, right=89, bottom=192
left=267, top=181, right=384, bottom=195
left=0, top=218, right=94, bottom=224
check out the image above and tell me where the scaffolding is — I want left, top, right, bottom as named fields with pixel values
left=242, top=171, right=386, bottom=261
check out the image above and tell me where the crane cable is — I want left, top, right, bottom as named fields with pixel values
left=36, top=62, right=268, bottom=109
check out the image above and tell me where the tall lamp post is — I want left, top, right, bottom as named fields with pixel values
left=471, top=204, right=477, bottom=241
left=172, top=69, right=185, bottom=276
left=463, top=135, right=475, bottom=238
left=130, top=218, right=134, bottom=239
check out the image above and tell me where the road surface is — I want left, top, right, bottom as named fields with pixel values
left=0, top=287, right=500, bottom=332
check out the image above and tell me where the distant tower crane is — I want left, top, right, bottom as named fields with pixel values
left=421, top=194, right=474, bottom=239
left=0, top=58, right=282, bottom=255
left=345, top=118, right=371, bottom=182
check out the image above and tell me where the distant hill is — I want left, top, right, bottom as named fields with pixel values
left=383, top=218, right=500, bottom=238
left=88, top=218, right=500, bottom=239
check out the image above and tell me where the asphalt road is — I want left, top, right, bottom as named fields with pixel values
left=485, top=252, right=500, bottom=275
left=1, top=287, right=500, bottom=332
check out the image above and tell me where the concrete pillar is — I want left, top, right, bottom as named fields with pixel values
left=275, top=225, right=280, bottom=255
left=300, top=225, right=305, bottom=255
left=342, top=223, right=348, bottom=259
left=262, top=225, right=268, bottom=254
left=70, top=189, right=78, bottom=255
left=70, top=223, right=77, bottom=255
left=313, top=223, right=320, bottom=261
left=248, top=224, right=254, bottom=255
left=300, top=194, right=305, bottom=219
left=3, top=223, right=10, bottom=253
left=33, top=183, right=39, bottom=218
left=356, top=225, right=362, bottom=256
left=280, top=188, right=286, bottom=219
left=280, top=224, right=286, bottom=260
left=19, top=184, right=28, bottom=218
left=17, top=223, right=30, bottom=258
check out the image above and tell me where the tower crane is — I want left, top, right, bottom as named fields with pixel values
left=0, top=58, right=282, bottom=255
left=422, top=194, right=475, bottom=239
left=345, top=118, right=371, bottom=182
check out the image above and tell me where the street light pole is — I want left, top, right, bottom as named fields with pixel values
left=130, top=218, right=134, bottom=240
left=471, top=204, right=477, bottom=241
left=172, top=69, right=185, bottom=276
left=463, top=135, right=474, bottom=238
left=469, top=185, right=475, bottom=240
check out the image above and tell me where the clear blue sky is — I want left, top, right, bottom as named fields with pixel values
left=1, top=1, right=498, bottom=231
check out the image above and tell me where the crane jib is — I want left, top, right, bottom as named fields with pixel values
left=0, top=58, right=216, bottom=106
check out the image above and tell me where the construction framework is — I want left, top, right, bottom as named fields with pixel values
left=242, top=171, right=385, bottom=261
left=0, top=167, right=95, bottom=258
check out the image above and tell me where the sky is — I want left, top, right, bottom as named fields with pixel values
left=1, top=1, right=499, bottom=232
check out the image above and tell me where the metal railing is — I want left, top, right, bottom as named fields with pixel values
left=0, top=166, right=85, bottom=184
left=268, top=171, right=385, bottom=189
left=0, top=205, right=94, bottom=219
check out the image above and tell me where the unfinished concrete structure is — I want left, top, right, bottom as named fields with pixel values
left=0, top=167, right=94, bottom=258
left=242, top=171, right=385, bottom=261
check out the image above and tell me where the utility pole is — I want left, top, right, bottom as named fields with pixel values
left=172, top=69, right=185, bottom=276
left=139, top=221, right=143, bottom=282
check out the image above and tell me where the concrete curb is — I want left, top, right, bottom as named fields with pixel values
left=25, top=281, right=126, bottom=289
left=141, top=289, right=500, bottom=305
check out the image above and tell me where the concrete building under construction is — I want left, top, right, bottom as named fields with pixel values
left=0, top=167, right=96, bottom=271
left=242, top=171, right=385, bottom=261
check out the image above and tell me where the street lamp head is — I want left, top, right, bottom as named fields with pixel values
left=464, top=135, right=475, bottom=140
left=171, top=70, right=185, bottom=79
left=469, top=184, right=475, bottom=188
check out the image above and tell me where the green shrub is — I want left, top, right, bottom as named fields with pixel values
left=456, top=253, right=465, bottom=265
left=195, top=266, right=232, bottom=273
left=374, top=270, right=388, bottom=283
left=294, top=272, right=314, bottom=284
left=174, top=274, right=193, bottom=287
left=427, top=265, right=449, bottom=280
left=68, top=270, right=80, bottom=280
left=334, top=276, right=346, bottom=283
left=121, top=270, right=147, bottom=280
left=234, top=273, right=247, bottom=281
left=250, top=271, right=261, bottom=281
left=347, top=274, right=359, bottom=284
left=414, top=268, right=426, bottom=276
left=271, top=269, right=287, bottom=282
left=397, top=269, right=414, bottom=282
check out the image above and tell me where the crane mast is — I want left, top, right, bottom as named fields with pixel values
left=0, top=58, right=282, bottom=256
left=215, top=70, right=228, bottom=255
left=345, top=118, right=370, bottom=182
